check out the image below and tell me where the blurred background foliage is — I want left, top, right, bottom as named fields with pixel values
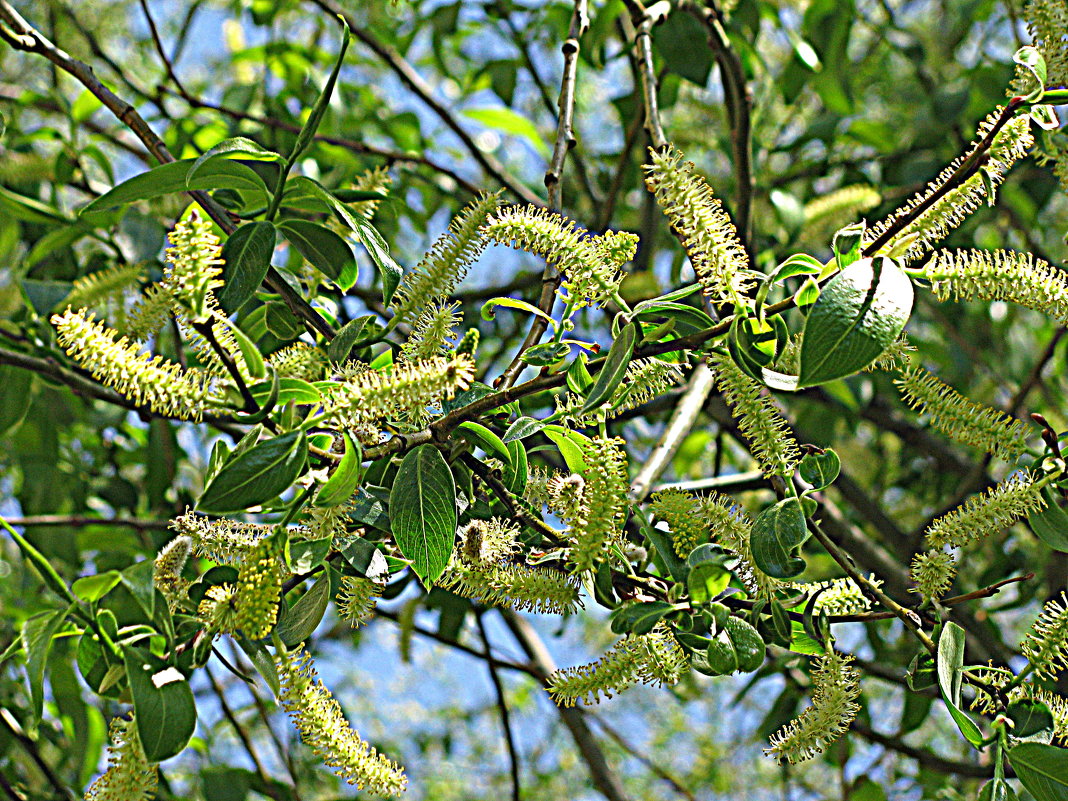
left=1, top=0, right=1067, bottom=799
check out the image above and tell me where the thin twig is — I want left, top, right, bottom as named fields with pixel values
left=476, top=612, right=522, bottom=801
left=2, top=515, right=170, bottom=530
left=621, top=0, right=669, bottom=150
left=544, top=0, right=590, bottom=209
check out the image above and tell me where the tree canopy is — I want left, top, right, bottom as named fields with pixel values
left=2, top=1, right=1068, bottom=799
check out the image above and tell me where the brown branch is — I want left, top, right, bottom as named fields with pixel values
left=3, top=515, right=170, bottom=531
left=476, top=612, right=522, bottom=801
left=850, top=720, right=995, bottom=778
left=307, top=0, right=540, bottom=206
left=621, top=0, right=669, bottom=150
left=0, top=0, right=335, bottom=341
left=544, top=0, right=590, bottom=208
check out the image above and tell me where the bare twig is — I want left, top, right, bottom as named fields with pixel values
left=476, top=612, right=522, bottom=801
left=621, top=0, right=669, bottom=150
left=2, top=515, right=170, bottom=531
left=544, top=0, right=590, bottom=208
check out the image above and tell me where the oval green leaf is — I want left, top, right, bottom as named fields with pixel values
left=275, top=573, right=331, bottom=647
left=123, top=646, right=197, bottom=762
left=278, top=219, right=356, bottom=282
left=389, top=445, right=456, bottom=585
left=580, top=322, right=637, bottom=415
left=218, top=221, right=276, bottom=313
left=1007, top=743, right=1068, bottom=801
left=799, top=257, right=914, bottom=386
left=750, top=498, right=810, bottom=579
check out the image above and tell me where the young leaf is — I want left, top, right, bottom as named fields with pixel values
left=187, top=136, right=283, bottom=185
left=72, top=571, right=122, bottom=602
left=236, top=635, right=280, bottom=696
left=278, top=220, right=356, bottom=282
left=198, top=430, right=308, bottom=513
left=218, top=221, right=277, bottom=313
left=327, top=316, right=372, bottom=363
left=502, top=416, right=548, bottom=443
left=935, top=622, right=984, bottom=746
left=456, top=421, right=511, bottom=464
left=1028, top=487, right=1068, bottom=552
left=81, top=159, right=268, bottom=212
left=798, top=449, right=841, bottom=490
left=275, top=573, right=331, bottom=647
left=542, top=425, right=591, bottom=473
left=315, top=433, right=362, bottom=508
left=799, top=257, right=914, bottom=386
left=285, top=536, right=333, bottom=574
left=389, top=445, right=456, bottom=585
left=123, top=646, right=197, bottom=762
left=750, top=498, right=809, bottom=579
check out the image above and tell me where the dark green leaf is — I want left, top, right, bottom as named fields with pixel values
left=832, top=221, right=865, bottom=269
left=218, top=221, right=277, bottom=313
left=1008, top=699, right=1056, bottom=740
left=285, top=536, right=333, bottom=574
left=123, top=646, right=197, bottom=761
left=502, top=416, right=548, bottom=442
left=750, top=498, right=809, bottom=579
left=81, top=159, right=268, bottom=212
left=978, top=779, right=1018, bottom=801
left=0, top=365, right=34, bottom=434
left=456, top=421, right=510, bottom=464
left=275, top=573, right=331, bottom=647
left=799, top=449, right=841, bottom=490
left=119, top=560, right=157, bottom=620
left=799, top=257, right=914, bottom=386
left=580, top=322, right=637, bottom=414
left=1028, top=488, right=1068, bottom=552
left=198, top=430, right=308, bottom=513
left=503, top=439, right=528, bottom=496
left=328, top=316, right=372, bottom=363
left=236, top=635, right=280, bottom=696
left=336, top=535, right=390, bottom=580
left=1007, top=743, right=1068, bottom=801
left=610, top=600, right=674, bottom=635
left=278, top=220, right=356, bottom=282
left=389, top=445, right=456, bottom=584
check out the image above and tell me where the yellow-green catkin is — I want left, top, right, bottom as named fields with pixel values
left=399, top=302, right=462, bottom=362
left=1022, top=592, right=1068, bottom=680
left=909, top=550, right=957, bottom=602
left=52, top=308, right=210, bottom=421
left=547, top=624, right=687, bottom=706
left=390, top=192, right=501, bottom=323
left=267, top=342, right=328, bottom=382
left=234, top=538, right=285, bottom=640
left=865, top=110, right=1033, bottom=262
left=709, top=351, right=800, bottom=478
left=275, top=644, right=408, bottom=795
left=648, top=489, right=707, bottom=557
left=923, top=471, right=1044, bottom=549
left=84, top=714, right=158, bottom=801
left=321, top=354, right=475, bottom=429
left=922, top=249, right=1068, bottom=325
left=799, top=184, right=881, bottom=246
left=895, top=365, right=1028, bottom=460
left=162, top=212, right=225, bottom=322
left=483, top=205, right=634, bottom=310
left=171, top=512, right=273, bottom=564
left=66, top=263, right=145, bottom=322
left=567, top=438, right=629, bottom=574
left=336, top=576, right=384, bottom=628
left=197, top=583, right=239, bottom=635
left=154, top=536, right=192, bottom=611
left=643, top=145, right=752, bottom=305
left=797, top=575, right=880, bottom=616
left=766, top=650, right=861, bottom=764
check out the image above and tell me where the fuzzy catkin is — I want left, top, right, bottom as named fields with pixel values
left=84, top=714, right=158, bottom=801
left=1022, top=592, right=1068, bottom=680
left=643, top=146, right=752, bottom=305
left=567, top=438, right=629, bottom=574
left=275, top=645, right=408, bottom=795
left=895, top=365, right=1028, bottom=460
left=923, top=471, right=1044, bottom=549
left=709, top=351, right=800, bottom=478
left=766, top=650, right=861, bottom=764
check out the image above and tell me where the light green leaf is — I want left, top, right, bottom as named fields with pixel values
left=72, top=571, right=122, bottom=602
left=936, top=622, right=984, bottom=747
left=456, top=421, right=511, bottom=464
left=462, top=107, right=549, bottom=157
left=22, top=608, right=70, bottom=725
left=315, top=432, right=362, bottom=507
left=542, top=425, right=591, bottom=473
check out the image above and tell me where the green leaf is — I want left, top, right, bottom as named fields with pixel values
left=249, top=377, right=320, bottom=406
left=389, top=445, right=457, bottom=585
left=768, top=253, right=826, bottom=285
left=336, top=535, right=390, bottom=579
left=978, top=778, right=1018, bottom=801
left=278, top=220, right=356, bottom=282
left=123, top=646, right=197, bottom=762
left=936, top=622, right=984, bottom=747
left=275, top=573, right=331, bottom=647
left=610, top=600, right=675, bottom=635
left=688, top=562, right=731, bottom=605
left=1028, top=488, right=1068, bottom=552
left=188, top=137, right=283, bottom=185
left=542, top=425, right=591, bottom=473
left=72, top=571, right=122, bottom=602
left=22, top=608, right=69, bottom=725
left=283, top=176, right=402, bottom=294
left=218, top=221, right=277, bottom=313
left=285, top=536, right=333, bottom=574
left=503, top=439, right=528, bottom=496
left=462, top=107, right=550, bottom=157
left=750, top=498, right=810, bottom=579
left=289, top=19, right=350, bottom=161
left=798, top=449, right=841, bottom=490
left=456, top=421, right=511, bottom=464
left=798, top=257, right=914, bottom=386
left=1007, top=743, right=1068, bottom=801
left=315, top=433, right=362, bottom=507
left=481, top=297, right=558, bottom=330
left=120, top=560, right=157, bottom=620
left=0, top=365, right=34, bottom=434
left=502, top=416, right=548, bottom=443
left=328, top=316, right=372, bottom=363
left=1008, top=699, right=1056, bottom=740
left=580, top=323, right=637, bottom=415
left=198, top=430, right=308, bottom=513
left=832, top=221, right=865, bottom=269
left=81, top=159, right=268, bottom=212
left=236, top=635, right=280, bottom=696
